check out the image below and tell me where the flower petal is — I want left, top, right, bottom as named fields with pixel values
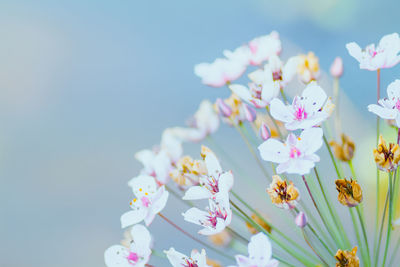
left=368, top=104, right=397, bottom=119
left=120, top=209, right=147, bottom=228
left=104, top=245, right=131, bottom=267
left=270, top=98, right=294, bottom=123
left=183, top=186, right=212, bottom=200
left=230, top=84, right=252, bottom=103
left=258, top=139, right=289, bottom=163
left=128, top=175, right=157, bottom=199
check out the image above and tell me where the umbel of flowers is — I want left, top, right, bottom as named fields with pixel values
left=104, top=32, right=400, bottom=267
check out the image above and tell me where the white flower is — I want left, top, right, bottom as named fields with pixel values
left=229, top=233, right=279, bottom=267
left=182, top=199, right=232, bottom=235
left=183, top=148, right=233, bottom=203
left=164, top=248, right=211, bottom=267
left=258, top=128, right=323, bottom=175
left=104, top=224, right=152, bottom=267
left=186, top=100, right=220, bottom=141
left=161, top=128, right=185, bottom=162
left=248, top=31, right=282, bottom=65
left=270, top=82, right=330, bottom=130
left=229, top=82, right=279, bottom=108
left=346, top=33, right=400, bottom=71
left=121, top=175, right=169, bottom=228
left=194, top=46, right=249, bottom=88
left=368, top=79, right=400, bottom=127
left=135, top=149, right=172, bottom=185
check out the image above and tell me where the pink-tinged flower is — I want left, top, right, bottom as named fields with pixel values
left=258, top=128, right=323, bottom=175
left=183, top=148, right=233, bottom=203
left=104, top=224, right=152, bottom=267
left=346, top=33, right=400, bottom=70
left=121, top=175, right=169, bottom=228
left=248, top=31, right=282, bottom=65
left=186, top=100, right=220, bottom=142
left=215, top=94, right=251, bottom=125
left=182, top=199, right=232, bottom=235
left=229, top=82, right=279, bottom=108
left=330, top=57, right=344, bottom=78
left=295, top=211, right=308, bottom=228
left=270, top=82, right=330, bottom=130
left=135, top=149, right=172, bottom=185
left=229, top=233, right=279, bottom=267
left=194, top=46, right=249, bottom=88
left=164, top=248, right=211, bottom=267
left=260, top=122, right=271, bottom=141
left=368, top=79, right=400, bottom=127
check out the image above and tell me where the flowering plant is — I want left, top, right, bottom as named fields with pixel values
left=105, top=32, right=400, bottom=267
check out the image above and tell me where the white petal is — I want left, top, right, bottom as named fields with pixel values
left=297, top=127, right=324, bottom=155
left=248, top=233, right=273, bottom=261
left=204, top=150, right=222, bottom=175
left=191, top=249, right=208, bottom=267
left=282, top=56, right=300, bottom=84
left=120, top=209, right=147, bottom=228
left=258, top=139, right=289, bottom=163
left=387, top=79, right=400, bottom=100
left=104, top=245, right=131, bottom=267
left=128, top=175, right=157, bottom=199
left=368, top=104, right=397, bottom=119
left=183, top=186, right=212, bottom=200
left=270, top=98, right=294, bottom=123
left=164, top=248, right=188, bottom=267
left=130, top=224, right=152, bottom=253
left=261, top=81, right=280, bottom=104
left=182, top=207, right=208, bottom=226
left=134, top=149, right=155, bottom=172
left=198, top=217, right=226, bottom=235
left=346, top=42, right=363, bottom=62
left=302, top=82, right=327, bottom=114
left=285, top=159, right=315, bottom=175
left=150, top=186, right=169, bottom=215
left=218, top=171, right=234, bottom=194
left=230, top=84, right=252, bottom=103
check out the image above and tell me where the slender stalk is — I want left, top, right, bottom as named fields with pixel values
left=158, top=213, right=234, bottom=261
left=349, top=208, right=369, bottom=266
left=301, top=230, right=329, bottom=266
left=382, top=171, right=395, bottom=266
left=388, top=237, right=400, bottom=267
left=374, top=69, right=381, bottom=261
left=356, top=206, right=371, bottom=264
left=323, top=135, right=341, bottom=178
left=266, top=106, right=283, bottom=138
left=333, top=77, right=342, bottom=138
left=374, top=184, right=390, bottom=266
left=280, top=88, right=289, bottom=104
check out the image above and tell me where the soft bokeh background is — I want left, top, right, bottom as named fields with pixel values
left=2, top=0, right=400, bottom=266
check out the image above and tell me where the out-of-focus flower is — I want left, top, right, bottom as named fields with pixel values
left=270, top=82, right=330, bottom=130
left=258, top=127, right=323, bottom=175
left=259, top=122, right=271, bottom=141
left=165, top=248, right=210, bottom=267
left=373, top=135, right=400, bottom=172
left=230, top=233, right=279, bottom=267
left=330, top=57, right=344, bottom=78
left=135, top=149, right=172, bottom=185
left=249, top=54, right=300, bottom=89
left=161, top=128, right=185, bottom=163
left=329, top=134, right=355, bottom=162
left=368, top=79, right=400, bottom=127
left=206, top=258, right=223, bottom=267
left=215, top=93, right=248, bottom=125
left=121, top=175, right=169, bottom=228
left=295, top=211, right=307, bottom=228
left=183, top=147, right=233, bottom=203
left=105, top=224, right=152, bottom=267
left=169, top=155, right=207, bottom=187
left=296, top=52, right=320, bottom=83
left=334, top=247, right=359, bottom=267
left=243, top=103, right=257, bottom=122
left=346, top=33, right=400, bottom=71
left=182, top=199, right=232, bottom=235
left=254, top=113, right=281, bottom=138
left=208, top=229, right=232, bottom=247
left=267, top=175, right=300, bottom=209
left=335, top=178, right=363, bottom=207
left=187, top=100, right=220, bottom=141
left=229, top=82, right=279, bottom=108
left=245, top=213, right=272, bottom=234
left=248, top=31, right=281, bottom=66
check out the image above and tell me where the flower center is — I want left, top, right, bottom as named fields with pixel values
left=126, top=252, right=139, bottom=264
left=289, top=147, right=301, bottom=158
left=272, top=70, right=283, bottom=81
left=395, top=99, right=400, bottom=111
left=294, top=106, right=307, bottom=120
left=249, top=83, right=262, bottom=100
left=202, top=175, right=219, bottom=195
left=141, top=196, right=151, bottom=207
left=183, top=258, right=199, bottom=267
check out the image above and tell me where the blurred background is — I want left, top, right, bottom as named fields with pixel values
left=2, top=0, right=400, bottom=266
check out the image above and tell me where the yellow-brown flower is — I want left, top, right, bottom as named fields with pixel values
left=207, top=230, right=231, bottom=247
left=335, top=247, right=359, bottom=267
left=267, top=175, right=300, bottom=209
left=335, top=178, right=362, bottom=207
left=246, top=213, right=272, bottom=234
left=206, top=258, right=223, bottom=267
left=373, top=135, right=400, bottom=172
left=297, top=52, right=320, bottom=83
left=330, top=134, right=355, bottom=162
left=169, top=155, right=207, bottom=187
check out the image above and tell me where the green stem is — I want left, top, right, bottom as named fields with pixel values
left=356, top=206, right=371, bottom=265
left=374, top=183, right=390, bottom=266
left=374, top=69, right=381, bottom=263
left=349, top=208, right=368, bottom=266
left=382, top=171, right=395, bottom=266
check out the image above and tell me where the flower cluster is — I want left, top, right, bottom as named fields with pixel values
left=105, top=32, right=400, bottom=266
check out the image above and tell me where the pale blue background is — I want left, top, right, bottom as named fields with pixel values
left=2, top=1, right=400, bottom=266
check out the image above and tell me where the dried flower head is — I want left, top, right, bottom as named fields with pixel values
left=267, top=175, right=300, bottom=209
left=329, top=134, right=355, bottom=162
left=373, top=135, right=400, bottom=172
left=335, top=247, right=359, bottom=267
left=335, top=178, right=362, bottom=207
left=246, top=213, right=272, bottom=234
left=207, top=230, right=232, bottom=247
left=169, top=155, right=207, bottom=187
left=297, top=52, right=320, bottom=83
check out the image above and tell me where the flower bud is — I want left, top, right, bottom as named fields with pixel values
left=243, top=103, right=257, bottom=122
left=329, top=134, right=355, bottom=162
left=330, top=57, right=343, bottom=78
left=295, top=211, right=307, bottom=228
left=259, top=122, right=271, bottom=141
left=216, top=98, right=232, bottom=118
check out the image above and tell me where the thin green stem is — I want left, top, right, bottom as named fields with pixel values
left=356, top=206, right=371, bottom=265
left=374, top=69, right=381, bottom=264
left=382, top=171, right=395, bottom=266
left=349, top=208, right=369, bottom=266
left=374, top=184, right=390, bottom=266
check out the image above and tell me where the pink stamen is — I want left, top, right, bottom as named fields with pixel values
left=289, top=147, right=301, bottom=158
left=126, top=252, right=139, bottom=264
left=141, top=196, right=151, bottom=207
left=183, top=258, right=199, bottom=267
left=395, top=99, right=400, bottom=111
left=295, top=107, right=308, bottom=120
